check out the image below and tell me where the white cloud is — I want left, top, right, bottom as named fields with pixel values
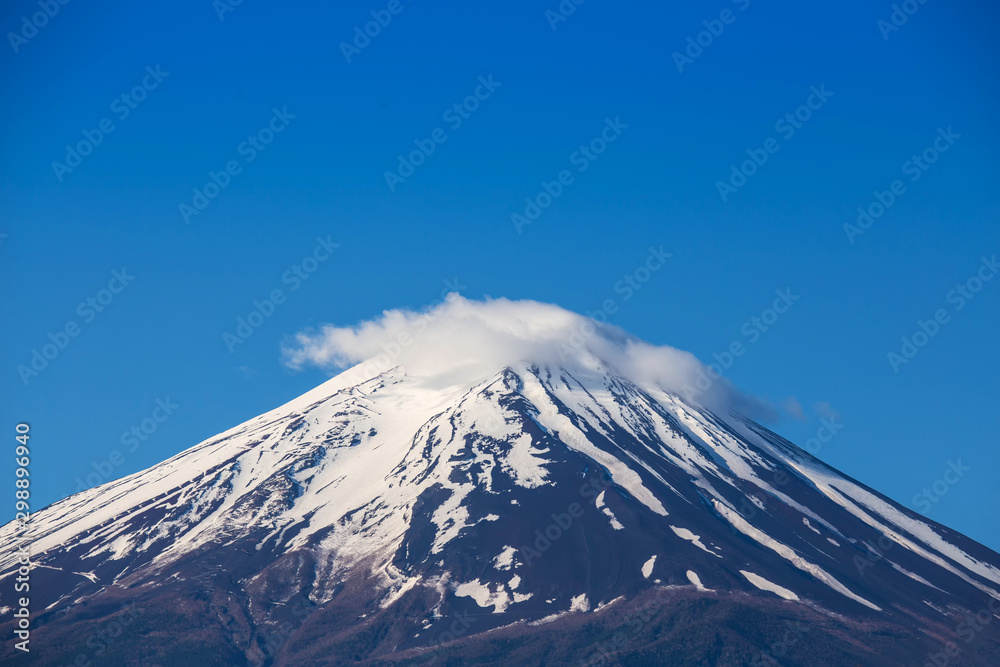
left=782, top=397, right=806, bottom=421
left=282, top=294, right=770, bottom=417
left=813, top=401, right=839, bottom=420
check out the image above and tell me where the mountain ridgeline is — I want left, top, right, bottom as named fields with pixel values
left=3, top=359, right=999, bottom=665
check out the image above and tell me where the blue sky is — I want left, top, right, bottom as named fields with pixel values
left=2, top=0, right=998, bottom=550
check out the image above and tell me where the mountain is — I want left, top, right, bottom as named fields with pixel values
left=3, top=310, right=1000, bottom=665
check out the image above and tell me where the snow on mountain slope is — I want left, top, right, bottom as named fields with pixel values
left=4, top=359, right=999, bottom=613
left=3, top=297, right=999, bottom=665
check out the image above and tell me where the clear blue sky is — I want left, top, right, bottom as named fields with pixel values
left=2, top=0, right=998, bottom=550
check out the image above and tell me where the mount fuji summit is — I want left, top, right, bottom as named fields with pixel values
left=3, top=297, right=999, bottom=666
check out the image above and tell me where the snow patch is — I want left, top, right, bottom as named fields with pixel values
left=569, top=593, right=589, bottom=612
left=595, top=596, right=625, bottom=612
left=501, top=432, right=552, bottom=489
left=889, top=561, right=945, bottom=592
left=686, top=570, right=708, bottom=591
left=493, top=546, right=518, bottom=571
left=530, top=611, right=568, bottom=625
left=670, top=525, right=722, bottom=557
left=713, top=499, right=881, bottom=611
left=595, top=489, right=625, bottom=529
left=601, top=506, right=624, bottom=530
left=455, top=579, right=511, bottom=613
left=740, top=570, right=799, bottom=601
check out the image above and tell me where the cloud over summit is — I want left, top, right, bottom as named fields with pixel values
left=282, top=295, right=768, bottom=416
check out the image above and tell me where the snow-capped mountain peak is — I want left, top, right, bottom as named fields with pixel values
left=4, top=302, right=1000, bottom=664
